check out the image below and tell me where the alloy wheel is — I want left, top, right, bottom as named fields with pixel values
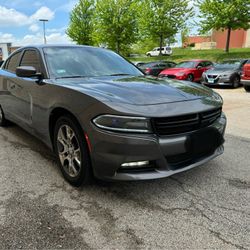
left=57, top=124, right=82, bottom=178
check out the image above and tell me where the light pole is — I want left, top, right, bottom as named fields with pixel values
left=39, top=19, right=48, bottom=44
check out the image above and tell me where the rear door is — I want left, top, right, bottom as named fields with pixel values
left=0, top=51, right=22, bottom=119
left=196, top=61, right=209, bottom=80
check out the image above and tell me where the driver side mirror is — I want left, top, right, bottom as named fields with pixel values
left=16, top=66, right=43, bottom=84
left=16, top=66, right=38, bottom=77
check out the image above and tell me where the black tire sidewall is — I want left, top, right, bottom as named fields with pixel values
left=232, top=75, right=240, bottom=88
left=0, top=106, right=7, bottom=127
left=244, top=85, right=250, bottom=92
left=187, top=74, right=194, bottom=82
left=53, top=115, right=92, bottom=186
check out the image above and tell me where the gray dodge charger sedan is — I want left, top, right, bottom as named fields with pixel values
left=0, top=45, right=226, bottom=186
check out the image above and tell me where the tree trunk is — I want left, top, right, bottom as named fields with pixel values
left=159, top=35, right=163, bottom=56
left=116, top=40, right=120, bottom=54
left=225, top=27, right=231, bottom=53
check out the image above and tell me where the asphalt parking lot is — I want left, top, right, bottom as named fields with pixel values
left=0, top=87, right=249, bottom=249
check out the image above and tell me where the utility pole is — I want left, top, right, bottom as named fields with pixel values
left=39, top=19, right=48, bottom=44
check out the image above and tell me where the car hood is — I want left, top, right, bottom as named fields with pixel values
left=160, top=68, right=191, bottom=75
left=205, top=68, right=236, bottom=75
left=53, top=76, right=214, bottom=105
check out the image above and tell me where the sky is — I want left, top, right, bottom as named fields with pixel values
left=0, top=0, right=77, bottom=46
left=0, top=0, right=198, bottom=47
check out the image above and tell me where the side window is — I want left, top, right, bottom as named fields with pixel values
left=157, top=48, right=160, bottom=51
left=205, top=61, right=213, bottom=67
left=6, top=52, right=22, bottom=73
left=197, top=62, right=205, bottom=68
left=20, top=50, right=41, bottom=72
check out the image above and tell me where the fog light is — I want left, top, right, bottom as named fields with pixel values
left=121, top=161, right=149, bottom=168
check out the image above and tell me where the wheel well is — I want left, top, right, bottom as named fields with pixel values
left=49, top=108, right=81, bottom=149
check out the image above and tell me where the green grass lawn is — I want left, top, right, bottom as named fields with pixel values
left=129, top=47, right=250, bottom=63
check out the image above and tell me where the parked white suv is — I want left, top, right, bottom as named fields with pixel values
left=146, top=47, right=173, bottom=57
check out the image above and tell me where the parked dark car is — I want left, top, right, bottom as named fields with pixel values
left=201, top=59, right=248, bottom=88
left=0, top=45, right=226, bottom=186
left=159, top=60, right=213, bottom=82
left=139, top=61, right=176, bottom=76
left=241, top=60, right=250, bottom=92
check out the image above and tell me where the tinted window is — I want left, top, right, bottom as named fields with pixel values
left=206, top=61, right=213, bottom=66
left=20, top=50, right=41, bottom=72
left=197, top=62, right=206, bottom=67
left=6, top=52, right=22, bottom=73
left=43, top=47, right=143, bottom=78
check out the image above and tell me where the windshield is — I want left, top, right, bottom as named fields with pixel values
left=215, top=60, right=241, bottom=69
left=43, top=47, right=143, bottom=78
left=175, top=61, right=196, bottom=68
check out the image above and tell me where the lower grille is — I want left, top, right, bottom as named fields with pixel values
left=166, top=127, right=224, bottom=169
left=153, top=108, right=222, bottom=135
left=166, top=75, right=176, bottom=79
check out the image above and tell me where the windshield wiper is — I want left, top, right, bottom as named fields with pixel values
left=108, top=73, right=131, bottom=76
left=55, top=75, right=86, bottom=79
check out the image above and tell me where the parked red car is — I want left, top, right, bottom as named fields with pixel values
left=241, top=60, right=250, bottom=92
left=159, top=59, right=213, bottom=82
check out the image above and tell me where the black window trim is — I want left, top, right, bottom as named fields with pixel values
left=21, top=47, right=48, bottom=79
left=2, top=50, right=23, bottom=73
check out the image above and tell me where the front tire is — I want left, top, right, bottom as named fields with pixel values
left=54, top=115, right=92, bottom=186
left=232, top=75, right=240, bottom=88
left=187, top=74, right=194, bottom=82
left=0, top=106, right=9, bottom=127
left=244, top=85, right=250, bottom=92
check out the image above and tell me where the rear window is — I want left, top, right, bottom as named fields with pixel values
left=5, top=52, right=22, bottom=73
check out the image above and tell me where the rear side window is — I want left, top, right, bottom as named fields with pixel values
left=20, top=50, right=41, bottom=72
left=205, top=61, right=213, bottom=67
left=6, top=52, right=22, bottom=73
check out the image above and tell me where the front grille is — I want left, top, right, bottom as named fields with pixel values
left=207, top=75, right=218, bottom=79
left=166, top=75, right=176, bottom=79
left=152, top=108, right=222, bottom=135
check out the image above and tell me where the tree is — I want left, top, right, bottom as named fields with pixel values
left=67, top=0, right=95, bottom=45
left=197, top=0, right=250, bottom=52
left=139, top=0, right=193, bottom=55
left=181, top=27, right=190, bottom=47
left=94, top=0, right=139, bottom=54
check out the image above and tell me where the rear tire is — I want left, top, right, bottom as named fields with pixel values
left=0, top=106, right=9, bottom=127
left=53, top=115, right=92, bottom=186
left=244, top=85, right=250, bottom=92
left=187, top=74, right=194, bottom=82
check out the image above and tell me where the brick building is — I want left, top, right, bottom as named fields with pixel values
left=185, top=29, right=250, bottom=49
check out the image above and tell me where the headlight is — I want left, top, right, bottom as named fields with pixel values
left=92, top=115, right=152, bottom=133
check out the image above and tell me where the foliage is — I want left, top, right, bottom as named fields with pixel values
left=66, top=0, right=95, bottom=45
left=197, top=0, right=250, bottom=52
left=138, top=0, right=193, bottom=54
left=128, top=47, right=250, bottom=63
left=93, top=0, right=139, bottom=55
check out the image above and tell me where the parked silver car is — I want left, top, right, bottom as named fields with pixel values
left=201, top=59, right=248, bottom=88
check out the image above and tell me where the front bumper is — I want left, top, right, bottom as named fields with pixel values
left=241, top=79, right=250, bottom=86
left=90, top=113, right=227, bottom=181
left=201, top=76, right=233, bottom=86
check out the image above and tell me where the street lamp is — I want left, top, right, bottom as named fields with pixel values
left=39, top=19, right=48, bottom=44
